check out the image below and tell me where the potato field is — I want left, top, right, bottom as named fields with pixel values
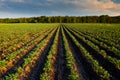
left=0, top=23, right=120, bottom=80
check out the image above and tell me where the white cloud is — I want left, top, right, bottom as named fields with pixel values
left=0, top=0, right=119, bottom=17
left=0, top=11, right=35, bottom=18
left=64, top=0, right=120, bottom=15
left=0, top=0, right=5, bottom=2
left=0, top=0, right=5, bottom=1
left=47, top=0, right=120, bottom=16
left=0, top=0, right=29, bottom=3
left=10, top=0, right=26, bottom=3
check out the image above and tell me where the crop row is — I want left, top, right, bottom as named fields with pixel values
left=65, top=24, right=120, bottom=50
left=0, top=27, right=57, bottom=79
left=61, top=27, right=80, bottom=80
left=67, top=27, right=120, bottom=58
left=0, top=23, right=119, bottom=80
left=66, top=26, right=120, bottom=79
left=0, top=28, right=53, bottom=60
left=2, top=27, right=57, bottom=80
left=63, top=26, right=111, bottom=80
left=66, top=26, right=120, bottom=69
left=40, top=26, right=59, bottom=80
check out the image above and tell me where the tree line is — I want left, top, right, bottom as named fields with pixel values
left=0, top=15, right=120, bottom=23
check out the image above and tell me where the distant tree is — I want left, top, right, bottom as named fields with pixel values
left=99, top=15, right=109, bottom=23
left=0, top=15, right=120, bottom=23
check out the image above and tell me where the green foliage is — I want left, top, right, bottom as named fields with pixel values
left=40, top=27, right=59, bottom=80
left=65, top=23, right=120, bottom=70
left=0, top=60, right=7, bottom=67
left=4, top=73, right=18, bottom=80
left=1, top=23, right=57, bottom=79
left=62, top=28, right=80, bottom=80
left=0, top=15, right=120, bottom=23
left=64, top=26, right=111, bottom=79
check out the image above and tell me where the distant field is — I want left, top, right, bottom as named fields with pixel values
left=0, top=23, right=120, bottom=80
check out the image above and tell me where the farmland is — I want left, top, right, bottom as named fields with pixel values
left=0, top=23, right=120, bottom=80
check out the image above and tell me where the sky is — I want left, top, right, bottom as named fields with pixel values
left=0, top=0, right=120, bottom=18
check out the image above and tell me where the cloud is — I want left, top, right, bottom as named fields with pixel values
left=0, top=0, right=5, bottom=2
left=0, top=0, right=29, bottom=3
left=38, top=0, right=120, bottom=16
left=61, top=0, right=120, bottom=15
left=56, top=0, right=120, bottom=15
left=10, top=0, right=26, bottom=3
left=0, top=0, right=120, bottom=18
left=0, top=12, right=34, bottom=18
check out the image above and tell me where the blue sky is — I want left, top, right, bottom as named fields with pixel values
left=0, top=0, right=120, bottom=18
